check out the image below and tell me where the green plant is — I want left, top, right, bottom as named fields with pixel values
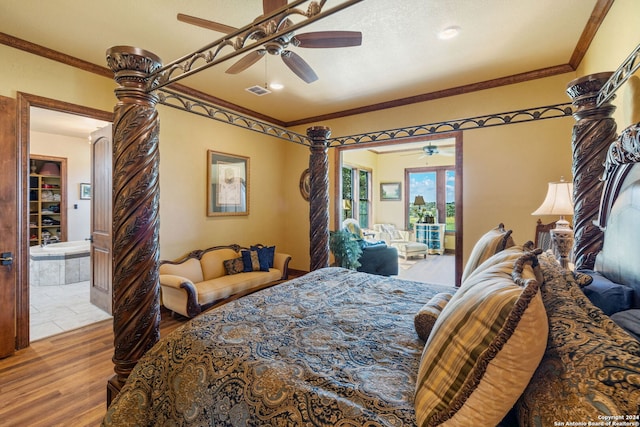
left=329, top=230, right=362, bottom=270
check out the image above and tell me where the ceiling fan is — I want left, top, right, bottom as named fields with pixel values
left=401, top=143, right=455, bottom=159
left=177, top=0, right=362, bottom=83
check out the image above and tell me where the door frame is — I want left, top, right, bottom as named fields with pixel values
left=333, top=131, right=463, bottom=286
left=15, top=93, right=112, bottom=349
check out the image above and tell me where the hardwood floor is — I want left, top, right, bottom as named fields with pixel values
left=0, top=311, right=184, bottom=427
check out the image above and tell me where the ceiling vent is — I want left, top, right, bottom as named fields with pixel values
left=245, top=85, right=271, bottom=96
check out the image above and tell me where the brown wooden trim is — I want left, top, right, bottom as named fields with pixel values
left=569, top=0, right=615, bottom=69
left=19, top=92, right=114, bottom=122
left=1, top=0, right=612, bottom=130
left=0, top=95, right=17, bottom=358
left=15, top=92, right=113, bottom=350
left=286, top=65, right=574, bottom=127
left=0, top=32, right=282, bottom=127
left=0, top=32, right=113, bottom=79
left=287, top=268, right=308, bottom=279
left=167, top=82, right=288, bottom=128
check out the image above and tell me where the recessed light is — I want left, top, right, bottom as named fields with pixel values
left=438, top=26, right=460, bottom=40
left=269, top=82, right=284, bottom=90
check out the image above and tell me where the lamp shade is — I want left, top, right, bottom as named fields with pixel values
left=414, top=195, right=426, bottom=206
left=532, top=180, right=574, bottom=216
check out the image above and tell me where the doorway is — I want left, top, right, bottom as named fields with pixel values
left=335, top=132, right=463, bottom=286
left=15, top=93, right=112, bottom=349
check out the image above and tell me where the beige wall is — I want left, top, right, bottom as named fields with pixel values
left=576, top=0, right=640, bottom=130
left=2, top=0, right=637, bottom=272
left=0, top=44, right=308, bottom=269
left=294, top=74, right=576, bottom=265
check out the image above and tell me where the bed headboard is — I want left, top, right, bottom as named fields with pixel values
left=593, top=121, right=640, bottom=291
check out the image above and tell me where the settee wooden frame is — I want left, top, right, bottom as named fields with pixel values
left=102, top=0, right=640, bottom=402
left=159, top=243, right=291, bottom=318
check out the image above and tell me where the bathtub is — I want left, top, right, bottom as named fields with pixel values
left=30, top=240, right=91, bottom=286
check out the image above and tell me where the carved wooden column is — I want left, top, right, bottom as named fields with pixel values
left=105, top=46, right=162, bottom=403
left=307, top=126, right=331, bottom=271
left=566, top=72, right=616, bottom=270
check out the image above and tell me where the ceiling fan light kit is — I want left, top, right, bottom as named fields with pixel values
left=178, top=0, right=362, bottom=84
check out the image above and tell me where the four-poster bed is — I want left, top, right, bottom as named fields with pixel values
left=102, top=0, right=640, bottom=422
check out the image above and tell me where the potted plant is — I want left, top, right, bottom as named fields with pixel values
left=329, top=230, right=362, bottom=270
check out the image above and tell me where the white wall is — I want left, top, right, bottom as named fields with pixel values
left=30, top=130, right=92, bottom=241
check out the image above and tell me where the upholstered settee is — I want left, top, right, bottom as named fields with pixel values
left=159, top=244, right=291, bottom=318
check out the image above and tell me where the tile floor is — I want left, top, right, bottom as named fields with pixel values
left=30, top=280, right=112, bottom=342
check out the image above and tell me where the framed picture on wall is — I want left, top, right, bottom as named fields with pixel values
left=207, top=150, right=249, bottom=216
left=80, top=183, right=91, bottom=200
left=380, top=182, right=401, bottom=201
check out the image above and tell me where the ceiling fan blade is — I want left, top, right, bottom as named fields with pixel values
left=295, top=31, right=362, bottom=48
left=281, top=51, right=318, bottom=83
left=263, top=0, right=287, bottom=15
left=177, top=13, right=237, bottom=34
left=226, top=50, right=266, bottom=74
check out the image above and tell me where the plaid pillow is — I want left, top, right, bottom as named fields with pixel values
left=415, top=251, right=547, bottom=426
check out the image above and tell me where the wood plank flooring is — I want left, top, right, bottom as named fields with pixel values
left=0, top=311, right=184, bottom=427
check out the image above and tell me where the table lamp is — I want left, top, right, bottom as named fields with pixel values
left=531, top=177, right=574, bottom=269
left=413, top=196, right=426, bottom=223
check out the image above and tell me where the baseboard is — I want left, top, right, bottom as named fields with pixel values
left=288, top=268, right=308, bottom=279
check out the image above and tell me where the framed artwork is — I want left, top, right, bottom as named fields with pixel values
left=299, top=168, right=310, bottom=201
left=380, top=182, right=401, bottom=201
left=80, top=183, right=91, bottom=200
left=207, top=150, right=249, bottom=216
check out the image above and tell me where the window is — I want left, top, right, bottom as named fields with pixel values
left=342, top=166, right=371, bottom=228
left=406, top=167, right=455, bottom=231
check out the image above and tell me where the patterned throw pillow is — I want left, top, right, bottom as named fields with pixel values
left=460, top=223, right=515, bottom=282
left=241, top=250, right=268, bottom=272
left=415, top=251, right=547, bottom=426
left=571, top=270, right=593, bottom=287
left=223, top=257, right=244, bottom=275
left=250, top=245, right=276, bottom=268
left=414, top=293, right=454, bottom=341
left=517, top=251, right=640, bottom=425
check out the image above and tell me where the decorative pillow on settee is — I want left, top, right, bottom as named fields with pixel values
left=241, top=250, right=269, bottom=272
left=517, top=251, right=640, bottom=425
left=415, top=249, right=548, bottom=426
left=461, top=223, right=515, bottom=282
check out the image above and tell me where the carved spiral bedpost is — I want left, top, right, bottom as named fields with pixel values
left=307, top=126, right=331, bottom=271
left=105, top=46, right=162, bottom=403
left=566, top=72, right=616, bottom=270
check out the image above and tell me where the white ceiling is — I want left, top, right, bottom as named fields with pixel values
left=2, top=0, right=600, bottom=128
left=30, top=107, right=110, bottom=139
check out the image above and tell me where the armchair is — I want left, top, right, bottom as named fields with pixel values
left=342, top=219, right=399, bottom=276
left=373, top=223, right=429, bottom=259
left=373, top=223, right=411, bottom=245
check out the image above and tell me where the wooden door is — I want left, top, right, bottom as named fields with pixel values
left=90, top=125, right=112, bottom=315
left=0, top=96, right=17, bottom=358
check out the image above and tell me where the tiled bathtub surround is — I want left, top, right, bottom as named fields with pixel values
left=29, top=241, right=90, bottom=286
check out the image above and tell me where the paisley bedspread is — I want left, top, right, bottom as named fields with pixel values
left=102, top=267, right=455, bottom=426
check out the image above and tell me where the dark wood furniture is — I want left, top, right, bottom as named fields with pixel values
left=534, top=219, right=556, bottom=252
left=102, top=39, right=640, bottom=405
